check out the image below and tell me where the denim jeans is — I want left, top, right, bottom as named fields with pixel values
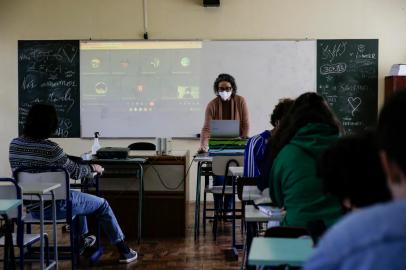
left=213, top=176, right=233, bottom=211
left=30, top=190, right=124, bottom=244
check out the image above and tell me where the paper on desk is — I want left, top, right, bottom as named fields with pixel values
left=258, top=205, right=284, bottom=219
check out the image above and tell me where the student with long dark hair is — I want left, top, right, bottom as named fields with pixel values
left=9, top=103, right=137, bottom=264
left=269, top=92, right=343, bottom=227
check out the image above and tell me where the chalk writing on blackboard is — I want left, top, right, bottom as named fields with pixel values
left=317, top=39, right=378, bottom=134
left=18, top=40, right=80, bottom=137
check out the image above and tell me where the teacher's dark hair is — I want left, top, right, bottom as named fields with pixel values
left=213, top=73, right=237, bottom=95
left=23, top=103, right=58, bottom=139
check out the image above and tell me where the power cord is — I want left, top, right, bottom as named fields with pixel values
left=144, top=156, right=196, bottom=191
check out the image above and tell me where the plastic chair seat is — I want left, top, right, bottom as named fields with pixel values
left=23, top=213, right=76, bottom=224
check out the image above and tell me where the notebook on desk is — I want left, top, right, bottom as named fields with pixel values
left=210, top=120, right=240, bottom=138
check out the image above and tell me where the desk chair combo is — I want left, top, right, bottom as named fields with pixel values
left=0, top=178, right=51, bottom=270
left=13, top=167, right=103, bottom=270
left=209, top=156, right=245, bottom=260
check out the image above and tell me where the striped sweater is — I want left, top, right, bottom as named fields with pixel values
left=243, top=130, right=271, bottom=177
left=9, top=137, right=92, bottom=180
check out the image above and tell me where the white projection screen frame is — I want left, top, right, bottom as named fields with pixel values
left=80, top=40, right=316, bottom=138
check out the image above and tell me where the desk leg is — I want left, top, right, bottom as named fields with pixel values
left=2, top=214, right=15, bottom=270
left=39, top=195, right=45, bottom=270
left=95, top=175, right=101, bottom=249
left=194, top=162, right=202, bottom=240
left=137, top=164, right=144, bottom=244
left=51, top=191, right=58, bottom=270
left=232, top=176, right=236, bottom=249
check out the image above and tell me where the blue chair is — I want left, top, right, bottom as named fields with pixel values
left=0, top=178, right=50, bottom=269
left=13, top=167, right=81, bottom=270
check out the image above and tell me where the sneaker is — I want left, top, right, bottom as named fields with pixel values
left=79, top=235, right=96, bottom=255
left=118, top=248, right=138, bottom=264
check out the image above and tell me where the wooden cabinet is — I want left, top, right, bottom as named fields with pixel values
left=385, top=76, right=406, bottom=102
left=91, top=151, right=187, bottom=239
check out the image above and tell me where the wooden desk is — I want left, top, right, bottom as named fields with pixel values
left=92, top=151, right=187, bottom=239
left=248, top=237, right=313, bottom=267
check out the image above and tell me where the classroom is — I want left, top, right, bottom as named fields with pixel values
left=1, top=0, right=406, bottom=269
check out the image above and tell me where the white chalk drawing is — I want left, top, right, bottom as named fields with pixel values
left=320, top=63, right=347, bottom=75
left=321, top=42, right=347, bottom=63
left=348, top=97, right=362, bottom=116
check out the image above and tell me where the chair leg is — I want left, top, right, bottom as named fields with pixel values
left=69, top=220, right=77, bottom=270
left=44, top=234, right=50, bottom=266
left=203, top=189, right=207, bottom=233
left=213, top=208, right=218, bottom=241
left=74, top=218, right=81, bottom=267
left=19, top=243, right=24, bottom=270
left=241, top=203, right=245, bottom=235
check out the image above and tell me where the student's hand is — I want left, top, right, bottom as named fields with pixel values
left=91, top=164, right=104, bottom=174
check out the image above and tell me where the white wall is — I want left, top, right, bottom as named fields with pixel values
left=1, top=0, right=406, bottom=201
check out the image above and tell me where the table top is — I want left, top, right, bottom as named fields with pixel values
left=248, top=237, right=313, bottom=267
left=228, top=166, right=243, bottom=177
left=21, top=183, right=61, bottom=195
left=0, top=199, right=22, bottom=215
left=245, top=205, right=276, bottom=222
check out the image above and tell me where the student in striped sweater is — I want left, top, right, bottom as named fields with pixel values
left=9, top=103, right=137, bottom=264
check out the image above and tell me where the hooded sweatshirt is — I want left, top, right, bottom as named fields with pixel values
left=270, top=123, right=342, bottom=227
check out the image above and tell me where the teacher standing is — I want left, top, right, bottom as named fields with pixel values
left=199, top=73, right=250, bottom=212
left=199, top=73, right=250, bottom=152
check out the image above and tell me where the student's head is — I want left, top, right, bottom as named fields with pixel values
left=23, top=103, right=58, bottom=139
left=377, top=90, right=406, bottom=199
left=270, top=98, right=294, bottom=129
left=319, top=131, right=391, bottom=210
left=213, top=73, right=237, bottom=99
left=271, top=92, right=341, bottom=156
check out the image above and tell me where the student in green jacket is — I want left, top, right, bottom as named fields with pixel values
left=269, top=92, right=343, bottom=228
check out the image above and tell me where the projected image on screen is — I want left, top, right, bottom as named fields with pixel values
left=80, top=41, right=204, bottom=137
left=80, top=40, right=317, bottom=138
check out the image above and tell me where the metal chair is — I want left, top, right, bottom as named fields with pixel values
left=14, top=167, right=81, bottom=270
left=0, top=178, right=50, bottom=270
left=205, top=155, right=244, bottom=240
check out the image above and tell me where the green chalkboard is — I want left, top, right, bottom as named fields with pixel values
left=18, top=40, right=80, bottom=137
left=317, top=39, right=378, bottom=134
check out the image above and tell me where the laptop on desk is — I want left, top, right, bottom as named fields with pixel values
left=210, top=120, right=240, bottom=138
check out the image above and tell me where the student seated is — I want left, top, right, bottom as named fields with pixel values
left=243, top=98, right=293, bottom=191
left=269, top=92, right=343, bottom=228
left=9, top=103, right=137, bottom=264
left=304, top=90, right=406, bottom=270
left=319, top=131, right=391, bottom=210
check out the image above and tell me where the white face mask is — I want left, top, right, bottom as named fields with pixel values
left=218, top=91, right=232, bottom=101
